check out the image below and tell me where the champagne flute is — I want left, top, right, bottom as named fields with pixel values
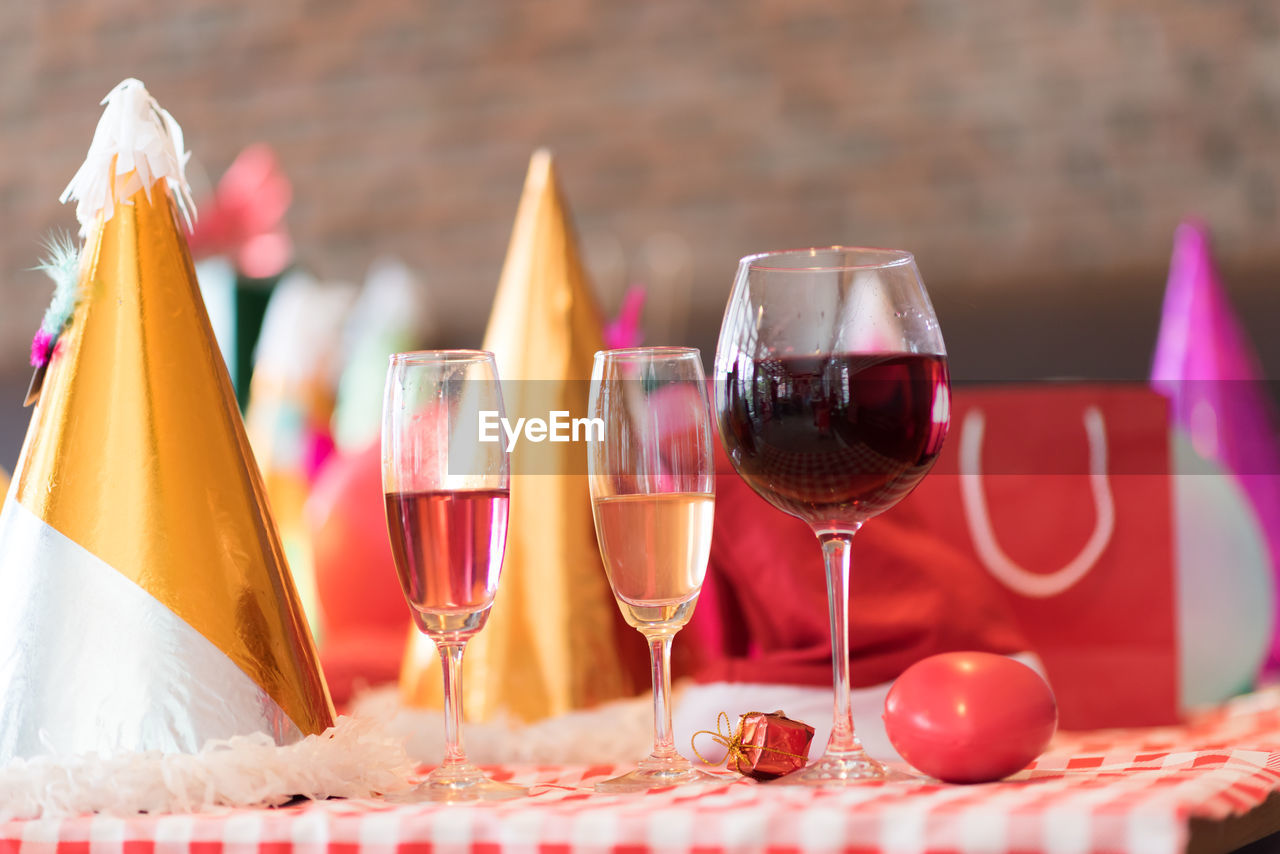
left=587, top=347, right=718, bottom=792
left=382, top=350, right=526, bottom=801
left=713, top=248, right=950, bottom=785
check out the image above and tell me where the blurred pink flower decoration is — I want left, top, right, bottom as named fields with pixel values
left=603, top=285, right=646, bottom=350
left=186, top=144, right=293, bottom=279
left=1150, top=218, right=1280, bottom=666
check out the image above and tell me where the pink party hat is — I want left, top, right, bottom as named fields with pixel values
left=1151, top=219, right=1280, bottom=667
left=602, top=284, right=646, bottom=350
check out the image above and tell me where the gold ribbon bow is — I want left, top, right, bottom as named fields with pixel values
left=691, top=711, right=810, bottom=771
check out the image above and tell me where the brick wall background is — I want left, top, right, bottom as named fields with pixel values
left=1, top=0, right=1278, bottom=461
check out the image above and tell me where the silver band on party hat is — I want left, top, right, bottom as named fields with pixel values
left=0, top=498, right=301, bottom=761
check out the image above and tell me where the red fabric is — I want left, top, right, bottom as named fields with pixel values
left=688, top=441, right=1028, bottom=688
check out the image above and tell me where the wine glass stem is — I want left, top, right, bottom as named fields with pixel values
left=437, top=639, right=469, bottom=767
left=644, top=631, right=678, bottom=760
left=819, top=527, right=864, bottom=756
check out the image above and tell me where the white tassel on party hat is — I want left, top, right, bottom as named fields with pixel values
left=60, top=78, right=195, bottom=233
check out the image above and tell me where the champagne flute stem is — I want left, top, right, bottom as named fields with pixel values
left=437, top=639, right=469, bottom=766
left=645, top=631, right=678, bottom=760
left=819, top=527, right=864, bottom=755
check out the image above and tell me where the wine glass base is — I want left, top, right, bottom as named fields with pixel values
left=388, top=763, right=528, bottom=803
left=594, top=755, right=725, bottom=793
left=775, top=750, right=911, bottom=786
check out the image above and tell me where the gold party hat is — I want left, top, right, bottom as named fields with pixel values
left=400, top=149, right=648, bottom=720
left=0, top=80, right=332, bottom=759
left=0, top=467, right=8, bottom=498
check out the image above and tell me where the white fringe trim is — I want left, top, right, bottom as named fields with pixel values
left=0, top=691, right=676, bottom=818
left=60, top=78, right=196, bottom=234
left=0, top=715, right=412, bottom=820
left=351, top=687, right=654, bottom=765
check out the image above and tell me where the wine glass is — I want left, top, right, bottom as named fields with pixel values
left=713, top=247, right=950, bottom=785
left=587, top=347, right=719, bottom=792
left=382, top=350, right=526, bottom=801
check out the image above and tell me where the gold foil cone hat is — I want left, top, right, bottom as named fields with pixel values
left=0, top=80, right=332, bottom=759
left=400, top=149, right=648, bottom=720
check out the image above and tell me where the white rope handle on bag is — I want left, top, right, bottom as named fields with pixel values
left=959, top=406, right=1116, bottom=598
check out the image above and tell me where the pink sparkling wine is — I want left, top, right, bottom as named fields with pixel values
left=385, top=489, right=509, bottom=622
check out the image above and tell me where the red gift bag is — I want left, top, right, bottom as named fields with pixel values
left=909, top=384, right=1178, bottom=730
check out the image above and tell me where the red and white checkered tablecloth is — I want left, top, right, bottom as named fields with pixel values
left=8, top=689, right=1280, bottom=854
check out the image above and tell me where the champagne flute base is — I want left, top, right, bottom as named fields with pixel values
left=594, top=755, right=726, bottom=793
left=390, top=763, right=528, bottom=803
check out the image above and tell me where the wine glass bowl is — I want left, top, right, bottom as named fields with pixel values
left=587, top=347, right=720, bottom=792
left=385, top=487, right=508, bottom=637
left=382, top=350, right=526, bottom=801
left=719, top=351, right=948, bottom=531
left=714, top=248, right=950, bottom=784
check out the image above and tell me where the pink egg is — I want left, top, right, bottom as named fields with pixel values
left=883, top=651, right=1057, bottom=783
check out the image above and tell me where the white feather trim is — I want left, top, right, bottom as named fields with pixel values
left=351, top=687, right=655, bottom=765
left=60, top=78, right=196, bottom=234
left=0, top=691, right=684, bottom=818
left=0, top=715, right=412, bottom=820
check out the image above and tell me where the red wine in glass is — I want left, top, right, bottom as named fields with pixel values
left=385, top=488, right=509, bottom=634
left=719, top=352, right=949, bottom=529
left=713, top=246, right=950, bottom=785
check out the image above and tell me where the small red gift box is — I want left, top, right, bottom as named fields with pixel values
left=729, top=711, right=816, bottom=781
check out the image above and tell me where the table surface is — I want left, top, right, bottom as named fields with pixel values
left=8, top=689, right=1280, bottom=854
